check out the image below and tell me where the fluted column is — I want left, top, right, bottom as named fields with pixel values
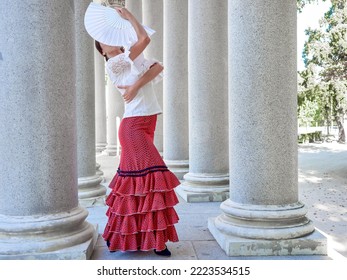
left=75, top=0, right=106, bottom=207
left=177, top=0, right=229, bottom=202
left=0, top=0, right=97, bottom=259
left=208, top=0, right=327, bottom=256
left=142, top=0, right=164, bottom=154
left=94, top=48, right=107, bottom=153
left=163, top=0, right=189, bottom=179
left=103, top=76, right=124, bottom=156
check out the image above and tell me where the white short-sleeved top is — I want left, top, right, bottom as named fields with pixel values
left=105, top=50, right=163, bottom=118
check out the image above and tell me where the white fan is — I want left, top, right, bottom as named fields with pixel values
left=84, top=2, right=155, bottom=47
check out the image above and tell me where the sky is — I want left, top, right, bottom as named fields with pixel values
left=297, top=0, right=332, bottom=70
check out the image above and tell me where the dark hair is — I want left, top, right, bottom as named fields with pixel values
left=95, top=41, right=108, bottom=61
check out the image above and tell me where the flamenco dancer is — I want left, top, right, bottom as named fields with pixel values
left=93, top=7, right=180, bottom=256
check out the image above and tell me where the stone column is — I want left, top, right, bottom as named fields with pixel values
left=176, top=0, right=229, bottom=202
left=94, top=46, right=106, bottom=181
left=126, top=0, right=142, bottom=22
left=208, top=0, right=327, bottom=256
left=142, top=0, right=164, bottom=154
left=0, top=0, right=97, bottom=259
left=75, top=0, right=106, bottom=207
left=94, top=42, right=106, bottom=181
left=94, top=49, right=107, bottom=153
left=163, top=0, right=189, bottom=179
left=103, top=76, right=124, bottom=156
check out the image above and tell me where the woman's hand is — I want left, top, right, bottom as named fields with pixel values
left=115, top=7, right=133, bottom=20
left=118, top=84, right=139, bottom=103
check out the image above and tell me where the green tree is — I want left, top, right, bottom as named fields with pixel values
left=299, top=0, right=347, bottom=143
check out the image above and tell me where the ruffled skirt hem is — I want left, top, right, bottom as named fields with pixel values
left=103, top=168, right=180, bottom=252
left=103, top=225, right=179, bottom=252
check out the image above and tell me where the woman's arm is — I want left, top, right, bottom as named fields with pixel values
left=118, top=63, right=164, bottom=103
left=116, top=8, right=150, bottom=61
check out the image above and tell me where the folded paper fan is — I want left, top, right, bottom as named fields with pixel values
left=84, top=2, right=155, bottom=47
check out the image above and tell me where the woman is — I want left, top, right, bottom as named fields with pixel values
left=95, top=7, right=180, bottom=257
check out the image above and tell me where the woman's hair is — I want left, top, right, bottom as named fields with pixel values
left=95, top=41, right=108, bottom=61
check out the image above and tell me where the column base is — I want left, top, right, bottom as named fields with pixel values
left=96, top=143, right=107, bottom=153
left=164, top=159, right=189, bottom=180
left=78, top=174, right=106, bottom=207
left=0, top=207, right=98, bottom=260
left=176, top=187, right=229, bottom=202
left=0, top=224, right=98, bottom=260
left=176, top=172, right=229, bottom=202
left=208, top=217, right=327, bottom=256
left=102, top=145, right=120, bottom=156
left=96, top=162, right=105, bottom=182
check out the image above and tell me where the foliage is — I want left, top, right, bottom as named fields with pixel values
left=297, top=0, right=326, bottom=12
left=298, top=0, right=347, bottom=143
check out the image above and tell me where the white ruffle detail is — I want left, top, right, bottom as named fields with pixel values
left=106, top=51, right=140, bottom=86
left=135, top=57, right=163, bottom=85
left=106, top=51, right=163, bottom=87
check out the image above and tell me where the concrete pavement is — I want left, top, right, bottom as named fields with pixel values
left=87, top=143, right=347, bottom=260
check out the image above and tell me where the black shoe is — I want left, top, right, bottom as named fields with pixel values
left=106, top=240, right=116, bottom=253
left=154, top=246, right=171, bottom=257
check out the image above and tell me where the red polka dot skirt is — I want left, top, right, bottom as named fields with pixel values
left=102, top=114, right=180, bottom=252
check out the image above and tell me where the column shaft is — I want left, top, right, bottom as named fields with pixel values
left=75, top=0, right=106, bottom=207
left=94, top=48, right=107, bottom=153
left=103, top=76, right=124, bottom=156
left=177, top=0, right=229, bottom=202
left=208, top=0, right=327, bottom=256
left=0, top=0, right=97, bottom=259
left=142, top=0, right=164, bottom=154
left=125, top=0, right=142, bottom=22
left=163, top=0, right=189, bottom=179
